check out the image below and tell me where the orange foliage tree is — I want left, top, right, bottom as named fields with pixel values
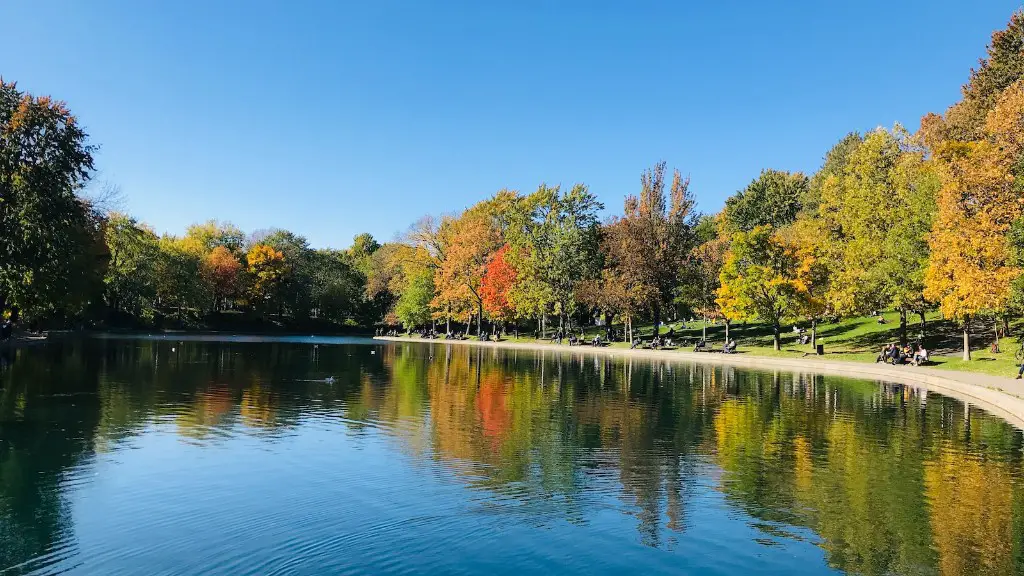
left=480, top=244, right=517, bottom=327
left=433, top=204, right=502, bottom=337
left=205, top=246, right=242, bottom=311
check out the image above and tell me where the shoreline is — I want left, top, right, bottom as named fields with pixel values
left=375, top=335, right=1024, bottom=430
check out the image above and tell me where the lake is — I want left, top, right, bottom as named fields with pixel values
left=0, top=335, right=1022, bottom=575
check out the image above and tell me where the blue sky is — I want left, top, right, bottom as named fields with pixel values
left=2, top=1, right=1020, bottom=248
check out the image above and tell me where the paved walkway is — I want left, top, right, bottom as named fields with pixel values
left=375, top=336, right=1024, bottom=429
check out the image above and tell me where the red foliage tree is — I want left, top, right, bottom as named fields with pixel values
left=480, top=244, right=516, bottom=323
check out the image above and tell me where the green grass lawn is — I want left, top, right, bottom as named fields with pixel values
left=395, top=310, right=1024, bottom=379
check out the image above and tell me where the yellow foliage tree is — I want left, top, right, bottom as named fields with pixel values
left=925, top=79, right=1024, bottom=360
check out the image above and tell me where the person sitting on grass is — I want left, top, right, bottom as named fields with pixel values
left=888, top=343, right=902, bottom=364
left=694, top=339, right=707, bottom=352
left=876, top=344, right=891, bottom=363
left=877, top=315, right=887, bottom=324
left=913, top=344, right=928, bottom=366
left=630, top=337, right=642, bottom=349
left=723, top=339, right=737, bottom=354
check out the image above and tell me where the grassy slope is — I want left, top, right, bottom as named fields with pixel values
left=404, top=310, right=1024, bottom=379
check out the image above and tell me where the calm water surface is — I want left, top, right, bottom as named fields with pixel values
left=1, top=336, right=1023, bottom=575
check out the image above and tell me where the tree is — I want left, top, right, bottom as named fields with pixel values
left=502, top=184, right=603, bottom=332
left=803, top=133, right=863, bottom=217
left=246, top=244, right=286, bottom=313
left=102, top=213, right=158, bottom=321
left=782, top=218, right=832, bottom=348
left=939, top=10, right=1024, bottom=142
left=182, top=220, right=245, bottom=255
left=155, top=236, right=211, bottom=321
left=480, top=244, right=517, bottom=327
left=395, top=267, right=435, bottom=330
left=818, top=126, right=938, bottom=345
left=262, top=229, right=314, bottom=318
left=601, top=162, right=696, bottom=337
left=0, top=80, right=97, bottom=322
left=308, top=249, right=361, bottom=323
left=205, top=246, right=242, bottom=311
left=721, top=169, right=809, bottom=234
left=434, top=203, right=502, bottom=338
left=717, top=226, right=804, bottom=350
left=925, top=79, right=1024, bottom=360
left=685, top=231, right=729, bottom=340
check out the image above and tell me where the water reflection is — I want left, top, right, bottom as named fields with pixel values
left=0, top=337, right=1022, bottom=575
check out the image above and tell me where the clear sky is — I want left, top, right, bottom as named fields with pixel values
left=2, top=1, right=1021, bottom=248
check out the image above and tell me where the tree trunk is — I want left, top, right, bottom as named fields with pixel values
left=652, top=304, right=661, bottom=337
left=477, top=300, right=483, bottom=338
left=899, top=308, right=908, bottom=347
left=702, top=315, right=707, bottom=340
left=918, top=310, right=926, bottom=335
left=725, top=319, right=730, bottom=342
left=1004, top=315, right=1011, bottom=337
left=963, top=318, right=971, bottom=361
left=772, top=320, right=781, bottom=351
left=995, top=319, right=1001, bottom=350
left=811, top=318, right=817, bottom=348
left=446, top=315, right=450, bottom=334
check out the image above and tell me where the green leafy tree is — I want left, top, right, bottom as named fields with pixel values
left=818, top=126, right=938, bottom=344
left=395, top=267, right=435, bottom=330
left=721, top=169, right=809, bottom=233
left=0, top=80, right=97, bottom=322
left=503, top=184, right=603, bottom=332
left=155, top=236, right=212, bottom=321
left=102, top=213, right=158, bottom=321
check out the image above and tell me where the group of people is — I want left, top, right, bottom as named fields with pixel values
left=876, top=342, right=928, bottom=366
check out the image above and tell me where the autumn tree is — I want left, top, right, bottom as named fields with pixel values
left=205, top=246, right=242, bottom=310
left=433, top=203, right=502, bottom=337
left=183, top=220, right=245, bottom=255
left=601, top=162, right=696, bottom=337
left=818, top=126, right=938, bottom=345
left=717, top=226, right=804, bottom=350
left=480, top=244, right=517, bottom=328
left=925, top=79, right=1024, bottom=360
left=246, top=244, right=286, bottom=313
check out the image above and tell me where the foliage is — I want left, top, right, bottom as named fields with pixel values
left=925, top=80, right=1024, bottom=325
left=0, top=80, right=97, bottom=321
left=721, top=169, right=808, bottom=234
left=502, top=184, right=603, bottom=327
left=480, top=244, right=517, bottom=323
left=717, top=226, right=804, bottom=350
left=246, top=244, right=286, bottom=311
left=395, top=267, right=435, bottom=329
left=433, top=202, right=503, bottom=335
left=102, top=213, right=159, bottom=320
left=600, top=162, right=696, bottom=334
left=205, top=246, right=242, bottom=310
left=818, top=126, right=938, bottom=333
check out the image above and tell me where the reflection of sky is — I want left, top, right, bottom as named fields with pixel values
left=64, top=418, right=840, bottom=575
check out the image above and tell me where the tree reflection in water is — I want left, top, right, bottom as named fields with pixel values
left=0, top=337, right=1021, bottom=575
